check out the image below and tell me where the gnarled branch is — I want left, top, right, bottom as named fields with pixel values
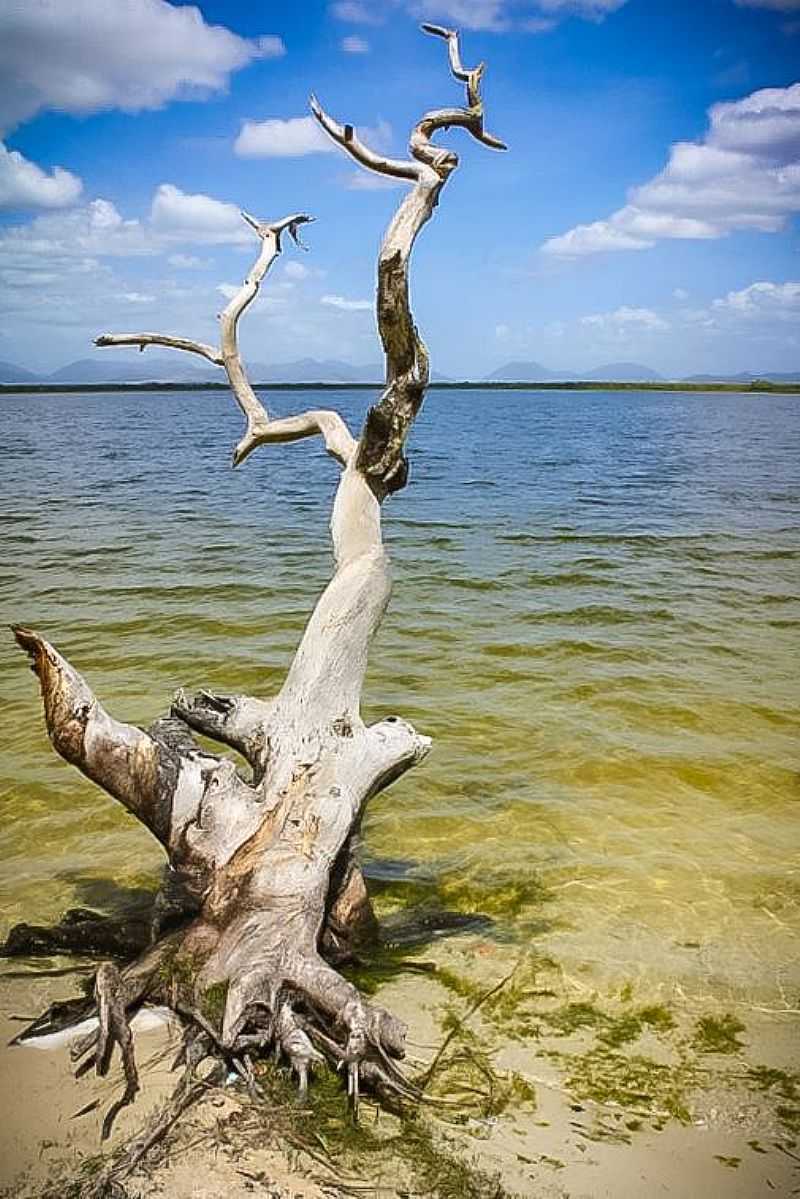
left=310, top=23, right=506, bottom=496
left=96, top=211, right=356, bottom=469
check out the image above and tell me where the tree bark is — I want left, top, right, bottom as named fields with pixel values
left=12, top=23, right=505, bottom=1122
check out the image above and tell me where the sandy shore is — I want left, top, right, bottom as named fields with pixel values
left=1, top=940, right=797, bottom=1198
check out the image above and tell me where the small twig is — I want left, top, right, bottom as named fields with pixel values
left=420, top=963, right=519, bottom=1091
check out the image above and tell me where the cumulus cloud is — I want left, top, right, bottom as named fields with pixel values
left=150, top=183, right=248, bottom=243
left=0, top=142, right=82, bottom=210
left=542, top=82, right=800, bottom=256
left=711, top=280, right=800, bottom=318
left=321, top=294, right=373, bottom=311
left=284, top=261, right=310, bottom=280
left=0, top=0, right=284, bottom=136
left=235, top=115, right=393, bottom=162
left=0, top=186, right=255, bottom=280
left=234, top=116, right=336, bottom=158
left=581, top=305, right=670, bottom=332
left=0, top=2, right=283, bottom=212
left=331, top=0, right=627, bottom=31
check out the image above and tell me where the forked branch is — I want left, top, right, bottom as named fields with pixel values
left=96, top=211, right=356, bottom=468
left=310, top=23, right=506, bottom=496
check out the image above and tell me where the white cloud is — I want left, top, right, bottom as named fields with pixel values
left=672, top=280, right=800, bottom=338
left=235, top=115, right=393, bottom=162
left=167, top=253, right=208, bottom=269
left=331, top=0, right=628, bottom=30
left=711, top=280, right=800, bottom=319
left=0, top=186, right=256, bottom=280
left=526, top=0, right=627, bottom=13
left=235, top=116, right=336, bottom=158
left=0, top=198, right=151, bottom=266
left=0, top=142, right=82, bottom=210
left=542, top=82, right=800, bottom=256
left=342, top=35, right=370, bottom=52
left=673, top=288, right=689, bottom=300
left=331, top=1, right=385, bottom=22
left=150, top=183, right=248, bottom=243
left=0, top=0, right=283, bottom=137
left=0, top=2, right=284, bottom=214
left=321, top=294, right=373, bottom=311
left=495, top=323, right=510, bottom=339
left=123, top=292, right=156, bottom=303
left=413, top=0, right=626, bottom=29
left=284, top=261, right=310, bottom=280
left=581, top=306, right=669, bottom=332
left=217, top=283, right=240, bottom=301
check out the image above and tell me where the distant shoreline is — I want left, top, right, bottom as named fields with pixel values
left=2, top=379, right=799, bottom=395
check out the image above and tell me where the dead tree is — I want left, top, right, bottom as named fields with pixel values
left=12, top=25, right=505, bottom=1124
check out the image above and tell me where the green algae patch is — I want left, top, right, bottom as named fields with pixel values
left=561, top=1047, right=694, bottom=1126
left=250, top=1058, right=518, bottom=1198
left=597, top=1005, right=676, bottom=1048
left=397, top=1120, right=513, bottom=1199
left=748, top=1066, right=800, bottom=1135
left=692, top=1014, right=746, bottom=1054
left=157, top=945, right=201, bottom=995
left=201, top=980, right=229, bottom=1029
left=536, top=999, right=676, bottom=1048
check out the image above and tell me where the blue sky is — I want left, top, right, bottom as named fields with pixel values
left=0, top=0, right=798, bottom=377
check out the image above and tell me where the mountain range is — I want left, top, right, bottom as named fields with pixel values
left=1, top=356, right=798, bottom=386
left=486, top=360, right=664, bottom=382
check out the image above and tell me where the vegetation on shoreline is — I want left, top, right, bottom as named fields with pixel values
left=1, top=379, right=799, bottom=395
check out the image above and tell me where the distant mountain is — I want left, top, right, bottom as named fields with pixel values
left=486, top=360, right=663, bottom=382
left=248, top=358, right=383, bottom=384
left=0, top=360, right=41, bottom=384
left=43, top=355, right=392, bottom=385
left=683, top=371, right=800, bottom=384
left=486, top=360, right=560, bottom=382
left=37, top=355, right=452, bottom=386
left=48, top=355, right=220, bottom=384
left=581, top=362, right=663, bottom=382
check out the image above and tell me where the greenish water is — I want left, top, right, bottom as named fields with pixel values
left=1, top=387, right=798, bottom=1015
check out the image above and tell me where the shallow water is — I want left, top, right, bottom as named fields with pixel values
left=1, top=387, right=798, bottom=1012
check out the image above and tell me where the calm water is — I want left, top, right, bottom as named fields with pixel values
left=1, top=388, right=798, bottom=1010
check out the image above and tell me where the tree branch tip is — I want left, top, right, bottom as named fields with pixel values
left=11, top=624, right=40, bottom=657
left=421, top=22, right=452, bottom=39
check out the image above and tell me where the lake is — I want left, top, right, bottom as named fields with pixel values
left=0, top=386, right=798, bottom=1191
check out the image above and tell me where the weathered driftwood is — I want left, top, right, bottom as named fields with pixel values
left=12, top=23, right=504, bottom=1134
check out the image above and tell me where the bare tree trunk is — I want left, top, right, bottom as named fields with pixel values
left=12, top=24, right=505, bottom=1124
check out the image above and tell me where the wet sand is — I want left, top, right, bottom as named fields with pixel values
left=1, top=940, right=797, bottom=1198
